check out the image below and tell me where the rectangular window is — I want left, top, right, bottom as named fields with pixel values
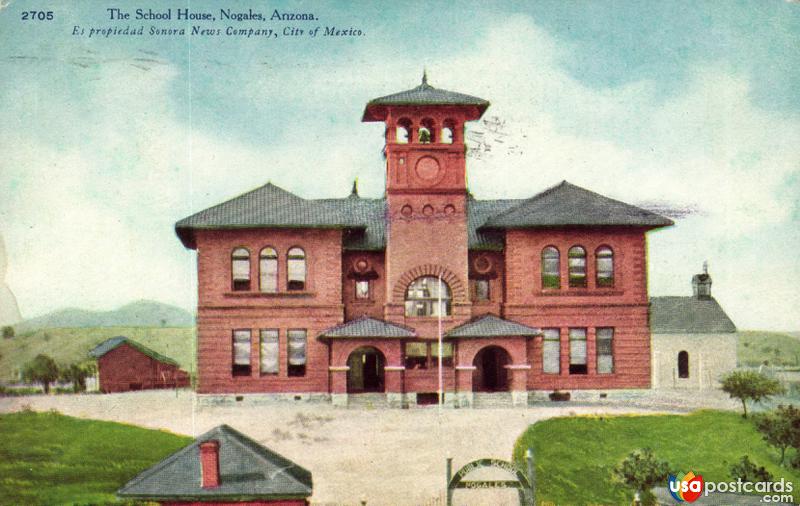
left=260, top=329, right=279, bottom=375
left=287, top=329, right=307, bottom=377
left=232, top=329, right=251, bottom=376
left=542, top=328, right=560, bottom=374
left=472, top=279, right=490, bottom=301
left=569, top=328, right=587, bottom=375
left=405, top=342, right=428, bottom=369
left=597, top=327, right=614, bottom=374
left=431, top=342, right=454, bottom=367
left=355, top=280, right=370, bottom=300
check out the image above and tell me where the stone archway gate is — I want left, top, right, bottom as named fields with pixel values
left=446, top=450, right=535, bottom=506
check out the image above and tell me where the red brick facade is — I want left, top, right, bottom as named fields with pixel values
left=181, top=81, right=668, bottom=404
left=96, top=343, right=190, bottom=393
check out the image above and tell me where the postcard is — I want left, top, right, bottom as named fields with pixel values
left=1, top=1, right=798, bottom=505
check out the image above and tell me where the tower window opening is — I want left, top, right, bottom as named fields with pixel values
left=442, top=119, right=456, bottom=144
left=419, top=118, right=436, bottom=144
left=396, top=118, right=412, bottom=144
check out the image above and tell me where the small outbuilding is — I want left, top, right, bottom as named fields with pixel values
left=117, top=424, right=313, bottom=505
left=650, top=265, right=737, bottom=389
left=89, top=336, right=190, bottom=393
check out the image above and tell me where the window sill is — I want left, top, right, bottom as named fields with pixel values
left=471, top=300, right=493, bottom=305
left=350, top=299, right=375, bottom=305
left=404, top=316, right=457, bottom=321
left=538, top=289, right=623, bottom=297
left=225, top=291, right=316, bottom=298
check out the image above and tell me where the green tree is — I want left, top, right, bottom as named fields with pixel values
left=730, top=455, right=773, bottom=483
left=613, top=448, right=670, bottom=505
left=2, top=326, right=14, bottom=339
left=59, top=362, right=96, bottom=393
left=21, top=354, right=59, bottom=394
left=755, top=405, right=800, bottom=466
left=720, top=370, right=785, bottom=418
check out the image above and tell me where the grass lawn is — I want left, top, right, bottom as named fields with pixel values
left=0, top=410, right=192, bottom=505
left=739, top=330, right=800, bottom=368
left=513, top=410, right=800, bottom=505
left=0, top=326, right=195, bottom=382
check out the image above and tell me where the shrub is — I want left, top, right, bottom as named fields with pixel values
left=730, top=455, right=773, bottom=483
left=613, top=448, right=670, bottom=505
left=59, top=362, right=96, bottom=393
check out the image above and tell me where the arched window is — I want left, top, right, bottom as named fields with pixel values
left=231, top=248, right=250, bottom=291
left=541, top=246, right=560, bottom=289
left=441, top=119, right=456, bottom=144
left=419, top=118, right=435, bottom=144
left=596, top=246, right=614, bottom=288
left=678, top=351, right=689, bottom=378
left=259, top=247, right=278, bottom=293
left=405, top=276, right=451, bottom=317
left=287, top=247, right=306, bottom=291
left=396, top=118, right=411, bottom=144
left=568, top=246, right=587, bottom=288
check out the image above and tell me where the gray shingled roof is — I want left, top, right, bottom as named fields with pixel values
left=117, top=424, right=312, bottom=501
left=362, top=75, right=489, bottom=121
left=483, top=181, right=674, bottom=229
left=319, top=316, right=416, bottom=339
left=446, top=314, right=541, bottom=338
left=468, top=197, right=520, bottom=250
left=174, top=183, right=384, bottom=250
left=650, top=296, right=736, bottom=334
left=89, top=336, right=179, bottom=366
left=175, top=181, right=670, bottom=251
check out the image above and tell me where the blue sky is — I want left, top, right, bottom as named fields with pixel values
left=0, top=0, right=798, bottom=329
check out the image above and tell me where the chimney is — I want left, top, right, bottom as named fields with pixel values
left=199, top=440, right=220, bottom=488
left=691, top=261, right=712, bottom=299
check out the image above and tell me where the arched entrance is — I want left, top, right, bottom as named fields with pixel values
left=347, top=347, right=386, bottom=393
left=472, top=346, right=511, bottom=392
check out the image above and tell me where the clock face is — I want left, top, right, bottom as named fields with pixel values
left=414, top=156, right=442, bottom=182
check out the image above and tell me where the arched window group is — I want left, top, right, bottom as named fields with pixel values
left=231, top=247, right=306, bottom=292
left=540, top=245, right=614, bottom=289
left=404, top=276, right=452, bottom=317
left=394, top=117, right=457, bottom=145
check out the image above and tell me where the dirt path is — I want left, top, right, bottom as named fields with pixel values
left=0, top=391, right=736, bottom=505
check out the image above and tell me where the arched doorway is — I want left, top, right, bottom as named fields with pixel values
left=472, top=346, right=511, bottom=392
left=347, top=347, right=386, bottom=393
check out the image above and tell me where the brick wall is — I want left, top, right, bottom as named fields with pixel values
left=503, top=228, right=652, bottom=390
left=194, top=228, right=343, bottom=394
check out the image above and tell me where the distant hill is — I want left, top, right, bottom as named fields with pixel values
left=13, top=300, right=195, bottom=332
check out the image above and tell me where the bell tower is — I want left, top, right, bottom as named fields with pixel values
left=362, top=74, right=489, bottom=324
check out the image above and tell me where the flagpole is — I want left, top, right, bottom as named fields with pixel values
left=438, top=274, right=443, bottom=410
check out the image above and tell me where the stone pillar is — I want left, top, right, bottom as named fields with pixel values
left=506, top=364, right=531, bottom=407
left=329, top=366, right=349, bottom=407
left=385, top=365, right=405, bottom=408
left=455, top=365, right=475, bottom=408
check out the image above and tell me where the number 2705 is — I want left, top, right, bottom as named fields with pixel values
left=21, top=11, right=54, bottom=20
